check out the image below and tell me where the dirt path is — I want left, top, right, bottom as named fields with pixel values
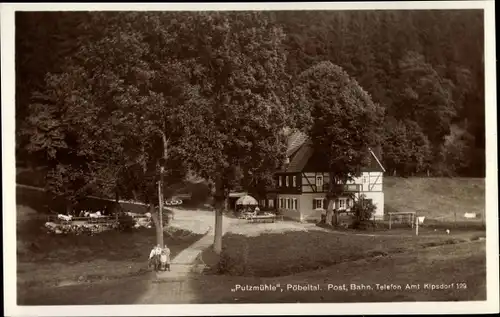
left=136, top=211, right=235, bottom=304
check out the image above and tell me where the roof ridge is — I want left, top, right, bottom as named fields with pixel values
left=286, top=131, right=309, bottom=156
left=368, top=147, right=386, bottom=172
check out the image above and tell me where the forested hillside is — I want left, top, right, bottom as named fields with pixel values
left=16, top=10, right=484, bottom=178
left=274, top=10, right=484, bottom=177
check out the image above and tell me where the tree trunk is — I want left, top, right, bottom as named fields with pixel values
left=157, top=130, right=169, bottom=248
left=158, top=166, right=165, bottom=246
left=132, top=190, right=139, bottom=202
left=213, top=182, right=227, bottom=255
left=114, top=189, right=119, bottom=222
left=325, top=198, right=334, bottom=226
left=150, top=204, right=163, bottom=246
left=66, top=202, right=73, bottom=216
left=214, top=207, right=224, bottom=254
left=326, top=172, right=336, bottom=226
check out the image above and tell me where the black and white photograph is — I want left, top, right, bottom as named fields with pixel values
left=2, top=1, right=498, bottom=316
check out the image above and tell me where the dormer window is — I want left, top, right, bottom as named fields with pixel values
left=284, top=157, right=290, bottom=165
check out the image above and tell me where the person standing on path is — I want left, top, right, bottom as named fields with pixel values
left=161, top=244, right=171, bottom=271
left=148, top=244, right=162, bottom=270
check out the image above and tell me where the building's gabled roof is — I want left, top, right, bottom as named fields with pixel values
left=366, top=147, right=386, bottom=173
left=281, top=139, right=314, bottom=173
left=279, top=133, right=385, bottom=174
left=286, top=131, right=309, bottom=157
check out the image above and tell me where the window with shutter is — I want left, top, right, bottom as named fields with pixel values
left=339, top=198, right=346, bottom=209
left=313, top=198, right=323, bottom=209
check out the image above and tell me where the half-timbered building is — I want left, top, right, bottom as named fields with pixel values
left=274, top=131, right=385, bottom=222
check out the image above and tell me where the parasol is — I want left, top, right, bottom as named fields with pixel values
left=235, top=195, right=258, bottom=206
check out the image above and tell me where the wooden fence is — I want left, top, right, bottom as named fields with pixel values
left=47, top=215, right=116, bottom=224
left=46, top=214, right=151, bottom=224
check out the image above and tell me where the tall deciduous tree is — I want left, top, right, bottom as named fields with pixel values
left=175, top=12, right=291, bottom=254
left=436, top=123, right=475, bottom=176
left=16, top=12, right=92, bottom=168
left=24, top=12, right=198, bottom=246
left=296, top=61, right=384, bottom=226
left=18, top=10, right=485, bottom=178
left=393, top=51, right=457, bottom=148
left=382, top=118, right=431, bottom=176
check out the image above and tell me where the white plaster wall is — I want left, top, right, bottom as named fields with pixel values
left=298, top=193, right=326, bottom=222
left=367, top=172, right=383, bottom=192
left=360, top=191, right=384, bottom=219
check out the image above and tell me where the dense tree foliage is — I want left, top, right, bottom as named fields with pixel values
left=16, top=10, right=485, bottom=248
left=295, top=61, right=384, bottom=225
left=21, top=12, right=205, bottom=245
left=165, top=12, right=291, bottom=253
left=17, top=10, right=485, bottom=179
left=273, top=10, right=484, bottom=176
left=18, top=12, right=292, bottom=251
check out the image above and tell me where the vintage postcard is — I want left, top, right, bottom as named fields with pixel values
left=2, top=1, right=498, bottom=316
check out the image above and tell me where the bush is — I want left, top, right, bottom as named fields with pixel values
left=320, top=214, right=326, bottom=223
left=118, top=214, right=135, bottom=231
left=217, top=244, right=251, bottom=276
left=351, top=195, right=376, bottom=230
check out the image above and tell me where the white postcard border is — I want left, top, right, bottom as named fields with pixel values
left=2, top=1, right=498, bottom=316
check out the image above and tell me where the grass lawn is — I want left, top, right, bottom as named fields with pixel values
left=384, top=177, right=485, bottom=222
left=203, top=228, right=485, bottom=278
left=185, top=239, right=486, bottom=303
left=17, top=205, right=203, bottom=305
left=17, top=276, right=152, bottom=305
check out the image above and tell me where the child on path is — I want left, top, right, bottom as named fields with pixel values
left=161, top=245, right=171, bottom=271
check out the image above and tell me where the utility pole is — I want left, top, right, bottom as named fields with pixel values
left=157, top=162, right=165, bottom=246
